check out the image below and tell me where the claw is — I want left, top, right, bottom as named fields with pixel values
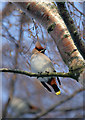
left=45, top=71, right=49, bottom=73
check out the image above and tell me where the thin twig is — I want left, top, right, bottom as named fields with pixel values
left=2, top=14, right=24, bottom=118
left=2, top=24, right=18, bottom=45
left=54, top=106, right=84, bottom=112
left=69, top=2, right=85, bottom=16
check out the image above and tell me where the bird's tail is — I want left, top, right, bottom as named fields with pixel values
left=47, top=78, right=61, bottom=95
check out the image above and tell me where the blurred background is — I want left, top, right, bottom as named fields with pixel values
left=0, top=2, right=84, bottom=118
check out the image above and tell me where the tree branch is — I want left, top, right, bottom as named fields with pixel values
left=0, top=68, right=78, bottom=80
left=2, top=15, right=24, bottom=117
left=69, top=2, right=85, bottom=16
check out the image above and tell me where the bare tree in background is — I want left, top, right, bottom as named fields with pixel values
left=0, top=1, right=85, bottom=119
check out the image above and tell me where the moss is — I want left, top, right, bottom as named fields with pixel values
left=63, top=34, right=70, bottom=38
left=47, top=22, right=56, bottom=33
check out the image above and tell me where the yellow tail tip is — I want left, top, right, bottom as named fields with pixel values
left=56, top=91, right=61, bottom=95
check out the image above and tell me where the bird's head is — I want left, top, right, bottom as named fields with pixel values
left=32, top=41, right=46, bottom=54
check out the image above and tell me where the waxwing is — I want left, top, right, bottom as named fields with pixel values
left=31, top=41, right=61, bottom=95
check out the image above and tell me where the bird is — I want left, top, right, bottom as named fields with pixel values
left=30, top=41, right=61, bottom=95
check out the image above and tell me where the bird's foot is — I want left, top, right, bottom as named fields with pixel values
left=45, top=71, right=49, bottom=73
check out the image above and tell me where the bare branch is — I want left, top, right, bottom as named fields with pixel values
left=0, top=68, right=83, bottom=80
left=2, top=2, right=16, bottom=19
left=69, top=2, right=85, bottom=16
left=54, top=106, right=84, bottom=112
left=2, top=14, right=24, bottom=118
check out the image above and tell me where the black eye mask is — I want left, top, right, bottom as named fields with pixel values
left=35, top=47, right=46, bottom=53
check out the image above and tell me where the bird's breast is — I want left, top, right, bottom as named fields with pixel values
left=31, top=53, right=54, bottom=73
left=31, top=53, right=55, bottom=82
